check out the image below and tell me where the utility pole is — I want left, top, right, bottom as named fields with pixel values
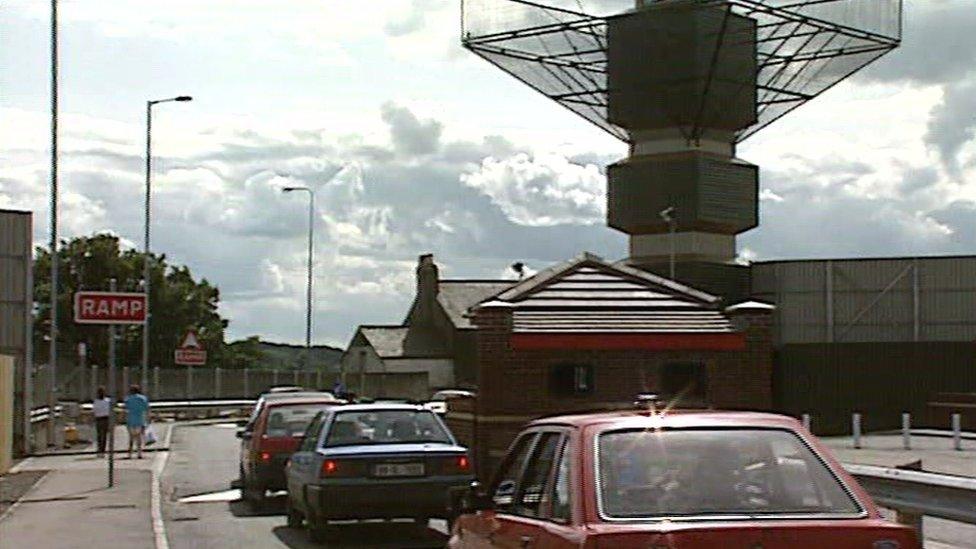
left=47, top=0, right=60, bottom=447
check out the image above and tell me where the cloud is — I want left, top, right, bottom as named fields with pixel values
left=380, top=102, right=443, bottom=156
left=460, top=152, right=605, bottom=226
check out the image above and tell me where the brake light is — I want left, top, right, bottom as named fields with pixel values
left=321, top=459, right=339, bottom=476
left=439, top=454, right=471, bottom=475
left=259, top=451, right=272, bottom=463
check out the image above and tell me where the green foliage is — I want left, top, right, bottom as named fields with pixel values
left=33, top=233, right=257, bottom=369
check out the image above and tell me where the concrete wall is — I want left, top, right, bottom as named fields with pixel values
left=0, top=210, right=32, bottom=456
left=340, top=344, right=452, bottom=398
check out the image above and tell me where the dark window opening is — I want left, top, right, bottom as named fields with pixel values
left=661, top=361, right=706, bottom=405
left=550, top=363, right=595, bottom=396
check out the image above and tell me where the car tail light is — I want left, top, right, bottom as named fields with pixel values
left=259, top=451, right=272, bottom=463
left=438, top=454, right=471, bottom=475
left=322, top=459, right=339, bottom=475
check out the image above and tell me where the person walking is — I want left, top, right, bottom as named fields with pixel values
left=124, top=384, right=150, bottom=459
left=92, top=386, right=111, bottom=457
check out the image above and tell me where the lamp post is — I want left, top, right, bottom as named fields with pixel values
left=282, top=186, right=315, bottom=371
left=143, top=95, right=192, bottom=395
left=48, top=0, right=59, bottom=446
left=659, top=206, right=676, bottom=280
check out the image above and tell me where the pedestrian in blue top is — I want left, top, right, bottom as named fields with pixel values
left=124, top=384, right=150, bottom=459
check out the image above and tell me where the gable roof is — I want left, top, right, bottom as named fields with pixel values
left=437, top=280, right=513, bottom=329
left=471, top=253, right=736, bottom=335
left=355, top=325, right=450, bottom=359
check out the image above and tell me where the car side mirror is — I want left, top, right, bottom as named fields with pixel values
left=236, top=429, right=251, bottom=440
left=459, top=481, right=494, bottom=513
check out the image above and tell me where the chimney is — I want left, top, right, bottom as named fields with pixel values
left=415, top=254, right=439, bottom=325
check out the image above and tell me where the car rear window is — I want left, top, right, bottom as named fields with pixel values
left=597, top=428, right=861, bottom=519
left=323, top=410, right=452, bottom=447
left=265, top=403, right=336, bottom=438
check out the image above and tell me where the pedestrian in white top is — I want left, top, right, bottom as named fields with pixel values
left=92, top=386, right=111, bottom=457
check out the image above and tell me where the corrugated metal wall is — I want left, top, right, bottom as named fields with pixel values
left=0, top=210, right=32, bottom=455
left=753, top=257, right=976, bottom=344
left=774, top=342, right=976, bottom=434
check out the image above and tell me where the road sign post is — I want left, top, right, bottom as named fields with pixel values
left=73, top=287, right=145, bottom=488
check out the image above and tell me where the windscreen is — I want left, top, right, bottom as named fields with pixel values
left=324, top=409, right=452, bottom=447
left=597, top=428, right=861, bottom=519
left=264, top=403, right=336, bottom=438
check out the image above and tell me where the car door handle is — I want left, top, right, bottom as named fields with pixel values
left=520, top=535, right=534, bottom=548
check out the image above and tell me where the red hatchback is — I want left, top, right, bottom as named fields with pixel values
left=450, top=409, right=919, bottom=549
left=238, top=397, right=343, bottom=508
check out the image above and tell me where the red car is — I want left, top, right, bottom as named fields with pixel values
left=238, top=396, right=343, bottom=508
left=450, top=409, right=919, bottom=549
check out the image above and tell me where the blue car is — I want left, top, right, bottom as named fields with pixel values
left=284, top=403, right=473, bottom=542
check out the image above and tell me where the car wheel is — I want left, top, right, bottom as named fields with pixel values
left=307, top=518, right=335, bottom=544
left=285, top=496, right=303, bottom=529
left=243, top=481, right=265, bottom=511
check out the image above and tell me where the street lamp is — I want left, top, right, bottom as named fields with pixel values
left=143, top=95, right=193, bottom=396
left=282, top=186, right=315, bottom=371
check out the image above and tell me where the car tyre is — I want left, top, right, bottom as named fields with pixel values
left=285, top=496, right=303, bottom=528
left=307, top=518, right=336, bottom=544
left=243, top=481, right=266, bottom=512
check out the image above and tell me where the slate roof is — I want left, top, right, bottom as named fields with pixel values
left=358, top=325, right=450, bottom=358
left=437, top=280, right=513, bottom=329
left=475, top=253, right=737, bottom=335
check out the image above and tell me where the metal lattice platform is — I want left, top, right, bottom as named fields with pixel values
left=462, top=0, right=902, bottom=142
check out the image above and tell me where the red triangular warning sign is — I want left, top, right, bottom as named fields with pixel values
left=179, top=330, right=201, bottom=349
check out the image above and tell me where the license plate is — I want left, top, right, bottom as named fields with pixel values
left=373, top=462, right=424, bottom=477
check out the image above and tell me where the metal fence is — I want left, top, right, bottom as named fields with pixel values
left=44, top=366, right=333, bottom=402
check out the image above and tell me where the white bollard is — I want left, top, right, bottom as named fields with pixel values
left=902, top=413, right=911, bottom=450
left=801, top=414, right=811, bottom=431
left=952, top=414, right=962, bottom=451
left=852, top=413, right=862, bottom=449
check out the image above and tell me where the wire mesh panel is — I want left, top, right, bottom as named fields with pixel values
left=462, top=0, right=902, bottom=141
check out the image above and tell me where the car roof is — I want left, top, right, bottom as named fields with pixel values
left=329, top=403, right=429, bottom=413
left=528, top=409, right=801, bottom=431
left=265, top=397, right=344, bottom=408
left=259, top=391, right=333, bottom=402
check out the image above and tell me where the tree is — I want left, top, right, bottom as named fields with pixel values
left=32, top=233, right=243, bottom=370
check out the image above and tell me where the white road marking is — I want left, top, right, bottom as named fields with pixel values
left=177, top=489, right=241, bottom=503
left=152, top=424, right=175, bottom=549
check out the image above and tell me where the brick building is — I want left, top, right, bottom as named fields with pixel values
left=347, top=252, right=775, bottom=475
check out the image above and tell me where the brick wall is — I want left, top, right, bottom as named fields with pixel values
left=461, top=303, right=775, bottom=478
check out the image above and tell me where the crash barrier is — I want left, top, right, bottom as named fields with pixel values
left=27, top=399, right=255, bottom=453
left=844, top=462, right=976, bottom=537
left=801, top=412, right=971, bottom=451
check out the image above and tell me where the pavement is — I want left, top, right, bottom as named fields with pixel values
left=0, top=422, right=172, bottom=548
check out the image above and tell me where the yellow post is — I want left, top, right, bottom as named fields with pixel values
left=0, top=355, right=14, bottom=474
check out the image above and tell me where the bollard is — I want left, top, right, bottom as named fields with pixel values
left=243, top=368, right=250, bottom=398
left=952, top=413, right=962, bottom=451
left=902, top=412, right=911, bottom=450
left=215, top=367, right=221, bottom=399
left=852, top=413, right=862, bottom=449
left=801, top=413, right=811, bottom=431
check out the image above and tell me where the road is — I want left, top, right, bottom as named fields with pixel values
left=159, top=422, right=448, bottom=548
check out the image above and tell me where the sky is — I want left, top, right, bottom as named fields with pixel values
left=2, top=0, right=975, bottom=347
